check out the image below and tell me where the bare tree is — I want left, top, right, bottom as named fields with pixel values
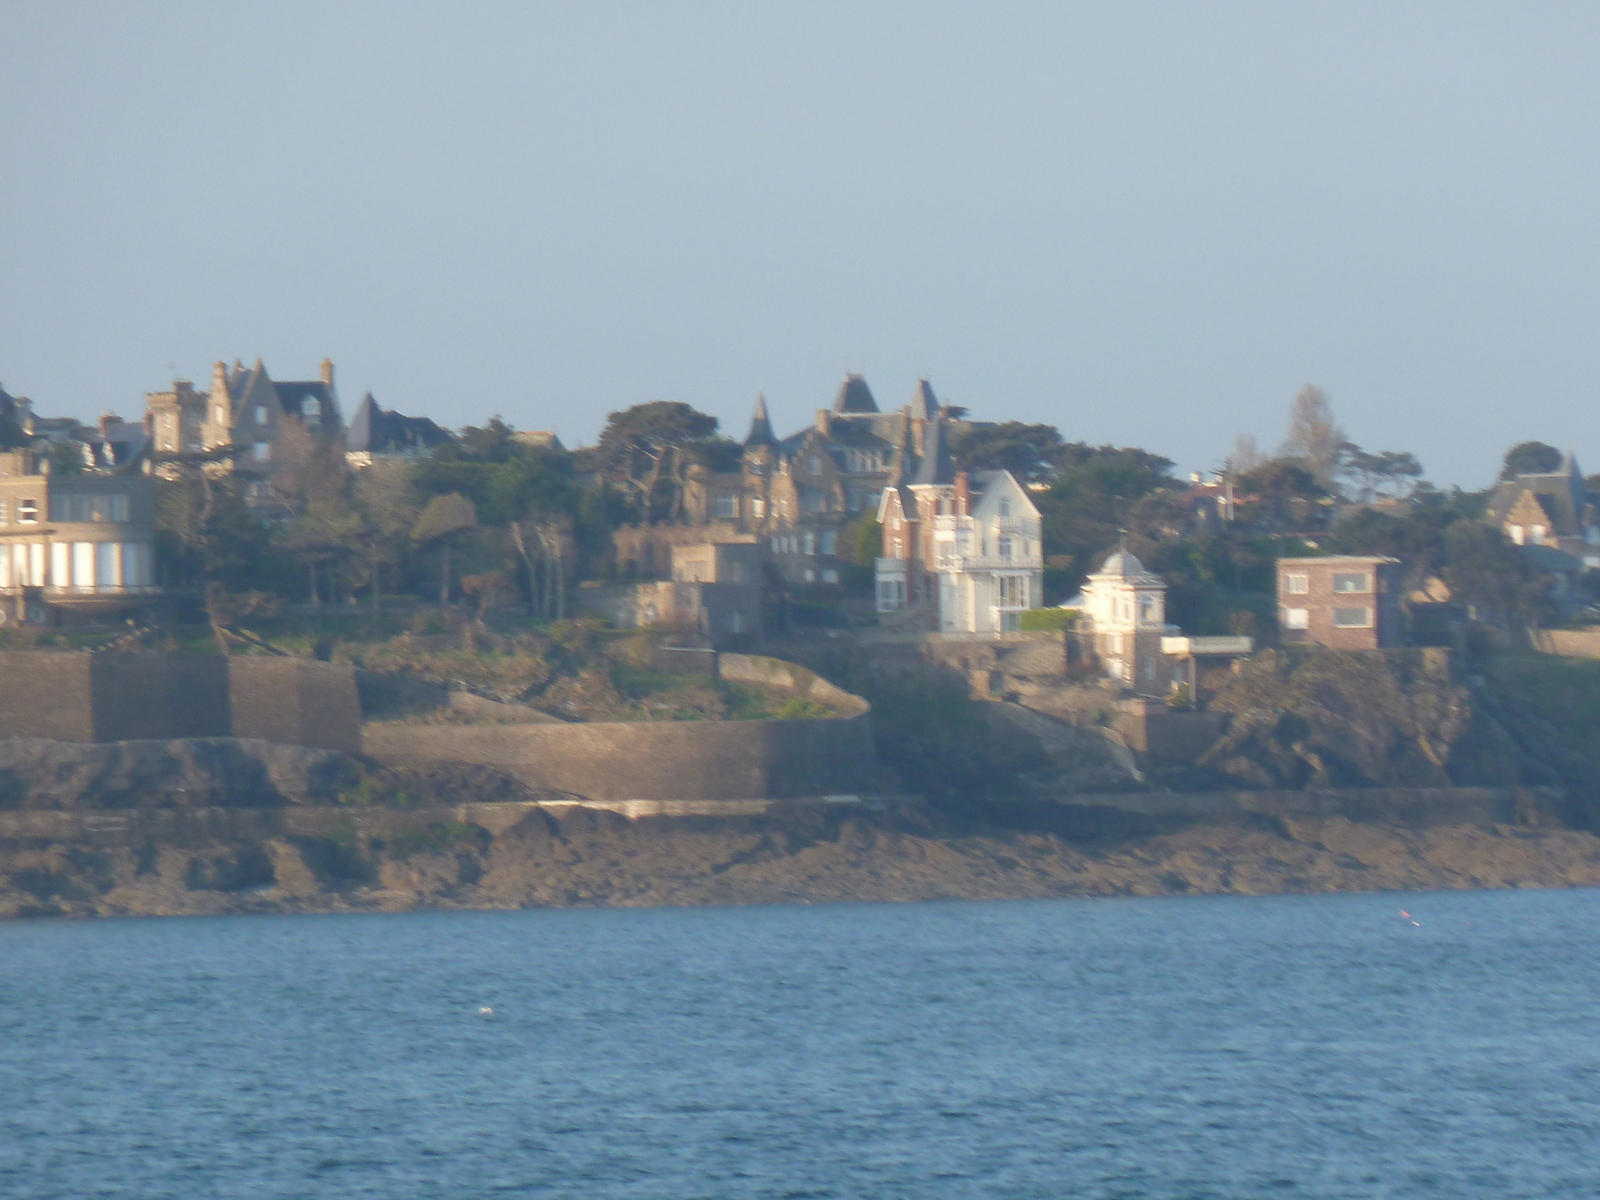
left=1225, top=432, right=1264, bottom=475
left=1279, top=384, right=1346, bottom=487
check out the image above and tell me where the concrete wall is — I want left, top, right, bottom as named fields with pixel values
left=0, top=652, right=360, bottom=752
left=1537, top=628, right=1600, bottom=659
left=365, top=714, right=888, bottom=801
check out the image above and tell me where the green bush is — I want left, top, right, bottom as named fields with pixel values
left=1019, top=607, right=1077, bottom=632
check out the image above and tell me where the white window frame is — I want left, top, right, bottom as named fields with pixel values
left=1333, top=606, right=1373, bottom=629
left=1283, top=607, right=1309, bottom=630
left=1284, top=573, right=1309, bottom=594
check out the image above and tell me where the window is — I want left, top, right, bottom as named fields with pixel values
left=253, top=441, right=270, bottom=462
left=999, top=498, right=1011, bottom=518
left=809, top=456, right=821, bottom=474
left=254, top=405, right=267, bottom=424
left=18, top=499, right=37, bottom=524
left=820, top=531, right=837, bottom=555
left=1509, top=525, right=1525, bottom=545
left=1332, top=572, right=1370, bottom=593
left=1530, top=524, right=1547, bottom=546
left=802, top=532, right=815, bottom=556
left=803, top=568, right=815, bottom=582
left=713, top=495, right=738, bottom=519
left=729, top=611, right=744, bottom=633
left=1284, top=573, right=1309, bottom=594
left=301, top=398, right=321, bottom=425
left=215, top=406, right=227, bottom=424
left=821, top=568, right=839, bottom=584
left=878, top=579, right=907, bottom=610
left=0, top=499, right=8, bottom=524
left=770, top=536, right=780, bottom=553
left=1333, top=606, right=1372, bottom=628
left=1142, top=656, right=1155, bottom=681
left=109, top=495, right=129, bottom=523
left=998, top=576, right=1028, bottom=607
left=998, top=537, right=1013, bottom=559
left=1283, top=608, right=1309, bottom=629
left=751, top=498, right=765, bottom=519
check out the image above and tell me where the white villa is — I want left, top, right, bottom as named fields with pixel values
left=874, top=418, right=1044, bottom=634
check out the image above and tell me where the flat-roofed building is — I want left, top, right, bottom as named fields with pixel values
left=1277, top=555, right=1403, bottom=650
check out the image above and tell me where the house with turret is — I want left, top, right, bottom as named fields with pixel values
left=614, top=374, right=963, bottom=586
left=146, top=358, right=345, bottom=513
left=873, top=416, right=1044, bottom=633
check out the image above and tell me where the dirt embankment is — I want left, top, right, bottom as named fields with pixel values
left=6, top=801, right=1600, bottom=920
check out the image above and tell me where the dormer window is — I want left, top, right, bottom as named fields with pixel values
left=999, top=498, right=1011, bottom=518
left=302, top=398, right=321, bottom=426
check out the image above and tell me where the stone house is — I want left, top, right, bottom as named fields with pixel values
left=146, top=358, right=345, bottom=513
left=615, top=375, right=958, bottom=587
left=1277, top=555, right=1403, bottom=649
left=873, top=420, right=1044, bottom=633
left=592, top=542, right=762, bottom=646
left=1484, top=451, right=1600, bottom=566
left=0, top=446, right=159, bottom=625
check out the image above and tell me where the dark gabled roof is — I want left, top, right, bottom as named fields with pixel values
left=824, top=421, right=895, bottom=450
left=912, top=416, right=956, bottom=485
left=832, top=374, right=879, bottom=414
left=906, top=379, right=937, bottom=422
left=743, top=394, right=777, bottom=446
left=347, top=392, right=450, bottom=454
left=273, top=380, right=342, bottom=430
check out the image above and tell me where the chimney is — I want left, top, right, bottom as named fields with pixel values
left=815, top=409, right=831, bottom=435
left=320, top=358, right=334, bottom=388
left=954, top=471, right=970, bottom=515
left=211, top=361, right=228, bottom=396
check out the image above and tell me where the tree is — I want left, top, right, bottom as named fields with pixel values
left=353, top=460, right=420, bottom=608
left=1233, top=458, right=1330, bottom=532
left=949, top=422, right=1066, bottom=483
left=1226, top=432, right=1265, bottom=475
left=1339, top=445, right=1424, bottom=500
left=594, top=401, right=720, bottom=523
left=1036, top=443, right=1177, bottom=589
left=412, top=493, right=479, bottom=608
left=1441, top=522, right=1548, bottom=628
left=1279, top=384, right=1345, bottom=486
left=1501, top=441, right=1562, bottom=479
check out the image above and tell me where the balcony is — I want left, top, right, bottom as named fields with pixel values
left=934, top=554, right=1044, bottom=573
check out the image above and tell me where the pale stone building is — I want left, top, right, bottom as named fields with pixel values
left=1077, top=549, right=1180, bottom=690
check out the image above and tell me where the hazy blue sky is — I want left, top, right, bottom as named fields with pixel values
left=2, top=2, right=1596, bottom=486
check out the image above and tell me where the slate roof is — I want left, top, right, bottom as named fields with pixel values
left=832, top=374, right=879, bottom=414
left=273, top=380, right=342, bottom=430
left=906, top=379, right=937, bottom=422
left=346, top=392, right=451, bottom=454
left=912, top=417, right=956, bottom=485
left=743, top=394, right=777, bottom=446
left=1487, top=451, right=1589, bottom=537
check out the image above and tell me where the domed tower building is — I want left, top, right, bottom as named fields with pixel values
left=1080, top=548, right=1180, bottom=694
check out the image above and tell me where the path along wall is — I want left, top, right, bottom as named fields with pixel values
left=364, top=715, right=888, bottom=801
left=0, top=653, right=361, bottom=754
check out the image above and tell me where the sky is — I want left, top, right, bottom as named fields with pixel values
left=1, top=2, right=1596, bottom=488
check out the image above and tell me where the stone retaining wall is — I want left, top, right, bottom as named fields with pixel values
left=364, top=714, right=891, bottom=801
left=0, top=653, right=361, bottom=753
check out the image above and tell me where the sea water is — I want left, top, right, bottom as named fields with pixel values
left=1, top=889, right=1598, bottom=1199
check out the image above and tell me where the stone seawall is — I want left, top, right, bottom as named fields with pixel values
left=363, top=714, right=892, bottom=801
left=0, top=653, right=362, bottom=753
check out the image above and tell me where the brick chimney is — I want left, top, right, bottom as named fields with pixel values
left=319, top=358, right=334, bottom=388
left=954, top=471, right=971, bottom=515
left=815, top=409, right=831, bottom=435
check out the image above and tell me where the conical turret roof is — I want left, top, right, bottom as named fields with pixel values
left=743, top=393, right=777, bottom=446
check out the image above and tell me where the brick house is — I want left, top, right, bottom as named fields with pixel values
left=1277, top=555, right=1403, bottom=649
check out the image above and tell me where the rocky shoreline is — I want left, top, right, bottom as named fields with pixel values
left=6, top=798, right=1600, bottom=919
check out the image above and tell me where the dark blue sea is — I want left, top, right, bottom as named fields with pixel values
left=2, top=890, right=1599, bottom=1199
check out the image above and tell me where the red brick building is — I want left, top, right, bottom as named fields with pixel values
left=1277, top=555, right=1403, bottom=649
